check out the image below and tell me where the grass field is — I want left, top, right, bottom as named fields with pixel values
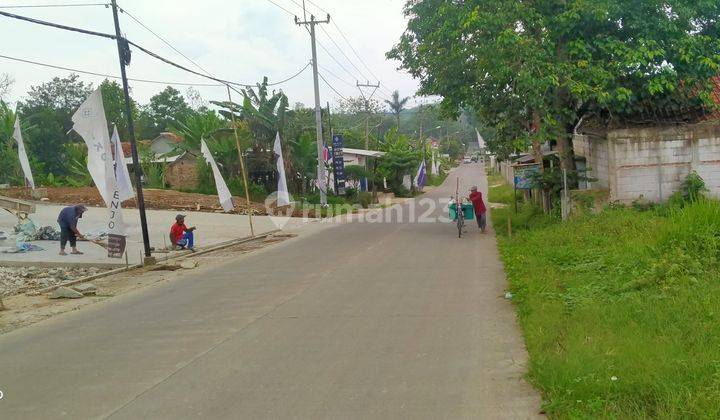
left=489, top=172, right=720, bottom=417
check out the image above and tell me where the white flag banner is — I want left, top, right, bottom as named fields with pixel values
left=72, top=88, right=111, bottom=205
left=110, top=125, right=135, bottom=202
left=105, top=128, right=126, bottom=258
left=475, top=128, right=486, bottom=149
left=12, top=115, right=35, bottom=189
left=200, top=139, right=234, bottom=212
left=274, top=132, right=291, bottom=206
left=431, top=151, right=438, bottom=175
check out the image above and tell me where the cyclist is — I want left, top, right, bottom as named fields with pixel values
left=468, top=186, right=487, bottom=233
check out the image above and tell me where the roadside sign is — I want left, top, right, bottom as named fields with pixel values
left=332, top=134, right=346, bottom=195
left=107, top=234, right=126, bottom=258
left=513, top=164, right=540, bottom=190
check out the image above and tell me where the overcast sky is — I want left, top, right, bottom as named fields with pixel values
left=0, top=0, right=423, bottom=110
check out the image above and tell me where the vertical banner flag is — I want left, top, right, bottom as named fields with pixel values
left=12, top=115, right=35, bottom=189
left=331, top=134, right=346, bottom=195
left=415, top=159, right=427, bottom=190
left=200, top=139, right=234, bottom=212
left=273, top=132, right=291, bottom=206
left=110, top=125, right=135, bottom=202
left=106, top=128, right=126, bottom=259
left=72, top=88, right=111, bottom=205
left=475, top=128, right=486, bottom=150
left=431, top=151, right=438, bottom=175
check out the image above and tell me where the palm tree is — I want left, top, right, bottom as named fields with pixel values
left=384, top=90, right=410, bottom=131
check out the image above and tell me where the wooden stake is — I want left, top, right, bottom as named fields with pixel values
left=507, top=216, right=512, bottom=237
left=226, top=85, right=255, bottom=237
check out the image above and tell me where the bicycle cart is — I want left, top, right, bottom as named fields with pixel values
left=449, top=201, right=474, bottom=238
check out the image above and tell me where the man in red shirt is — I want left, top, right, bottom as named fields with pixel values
left=468, top=186, right=487, bottom=233
left=170, top=214, right=196, bottom=251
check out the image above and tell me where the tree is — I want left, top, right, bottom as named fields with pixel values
left=138, top=86, right=191, bottom=139
left=0, top=101, right=22, bottom=185
left=100, top=79, right=138, bottom=140
left=384, top=90, right=410, bottom=130
left=18, top=74, right=94, bottom=176
left=377, top=128, right=420, bottom=194
left=0, top=73, right=13, bottom=100
left=212, top=77, right=289, bottom=173
left=389, top=0, right=720, bottom=170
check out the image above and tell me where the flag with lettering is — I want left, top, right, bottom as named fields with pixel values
left=72, top=88, right=112, bottom=205
left=110, top=125, right=135, bottom=202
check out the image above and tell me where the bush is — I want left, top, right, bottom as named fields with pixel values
left=680, top=171, right=707, bottom=203
left=357, top=192, right=372, bottom=208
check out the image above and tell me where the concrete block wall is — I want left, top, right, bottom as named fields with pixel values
left=573, top=134, right=609, bottom=188
left=576, top=121, right=720, bottom=203
left=610, top=122, right=720, bottom=202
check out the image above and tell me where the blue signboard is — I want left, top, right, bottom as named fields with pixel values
left=513, top=164, right=540, bottom=190
left=332, top=134, right=346, bottom=195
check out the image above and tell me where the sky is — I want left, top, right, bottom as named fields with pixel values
left=0, top=0, right=424, bottom=110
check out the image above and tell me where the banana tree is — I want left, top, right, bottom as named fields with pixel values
left=211, top=77, right=289, bottom=174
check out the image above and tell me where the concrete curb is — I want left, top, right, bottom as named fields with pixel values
left=26, top=230, right=280, bottom=296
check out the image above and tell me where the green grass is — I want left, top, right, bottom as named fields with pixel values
left=487, top=169, right=515, bottom=205
left=493, top=200, right=720, bottom=418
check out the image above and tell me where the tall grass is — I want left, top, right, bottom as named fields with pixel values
left=497, top=200, right=720, bottom=418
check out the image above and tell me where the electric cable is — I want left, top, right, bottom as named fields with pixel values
left=0, top=3, right=107, bottom=9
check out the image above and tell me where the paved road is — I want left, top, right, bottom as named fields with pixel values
left=0, top=163, right=540, bottom=419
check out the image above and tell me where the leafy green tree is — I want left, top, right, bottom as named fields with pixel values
left=100, top=79, right=139, bottom=140
left=378, top=128, right=420, bottom=194
left=0, top=101, right=22, bottom=185
left=138, top=86, right=191, bottom=139
left=384, top=90, right=410, bottom=130
left=18, top=74, right=93, bottom=176
left=212, top=78, right=289, bottom=173
left=389, top=0, right=720, bottom=170
left=289, top=132, right=317, bottom=193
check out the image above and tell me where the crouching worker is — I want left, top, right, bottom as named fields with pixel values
left=170, top=214, right=196, bottom=251
left=57, top=204, right=87, bottom=255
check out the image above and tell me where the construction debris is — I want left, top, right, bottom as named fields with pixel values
left=48, top=286, right=84, bottom=299
left=0, top=266, right=106, bottom=296
left=71, top=283, right=97, bottom=296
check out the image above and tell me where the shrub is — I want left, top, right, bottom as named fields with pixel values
left=357, top=192, right=372, bottom=208
left=680, top=171, right=707, bottom=203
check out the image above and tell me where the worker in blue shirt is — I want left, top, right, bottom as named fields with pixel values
left=57, top=204, right=87, bottom=255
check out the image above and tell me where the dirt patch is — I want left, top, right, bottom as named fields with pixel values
left=1, top=266, right=109, bottom=297
left=2, top=186, right=269, bottom=215
left=0, top=233, right=295, bottom=334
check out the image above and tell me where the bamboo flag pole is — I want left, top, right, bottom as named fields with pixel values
left=226, top=85, right=255, bottom=237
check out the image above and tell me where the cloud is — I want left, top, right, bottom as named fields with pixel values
left=0, top=0, right=420, bottom=107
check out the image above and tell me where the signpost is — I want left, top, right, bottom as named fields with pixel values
left=332, top=134, right=346, bottom=195
left=512, top=163, right=540, bottom=213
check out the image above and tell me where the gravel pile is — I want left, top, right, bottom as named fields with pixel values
left=0, top=266, right=106, bottom=297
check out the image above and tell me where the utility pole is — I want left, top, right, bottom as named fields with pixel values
left=356, top=81, right=380, bottom=150
left=110, top=0, right=151, bottom=258
left=295, top=12, right=330, bottom=206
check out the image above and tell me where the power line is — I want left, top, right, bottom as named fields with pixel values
left=318, top=24, right=371, bottom=82
left=0, top=10, right=311, bottom=89
left=0, top=2, right=108, bottom=9
left=301, top=0, right=392, bottom=95
left=316, top=39, right=357, bottom=82
left=117, top=4, right=213, bottom=77
left=317, top=63, right=355, bottom=88
left=317, top=71, right=347, bottom=101
left=0, top=9, right=116, bottom=39
left=263, top=0, right=295, bottom=17
left=0, top=53, right=223, bottom=86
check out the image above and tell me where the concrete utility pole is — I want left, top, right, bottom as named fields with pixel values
left=110, top=0, right=151, bottom=257
left=295, top=13, right=330, bottom=206
left=356, top=81, right=380, bottom=150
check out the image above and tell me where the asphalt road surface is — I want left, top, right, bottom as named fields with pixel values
left=0, top=163, right=540, bottom=419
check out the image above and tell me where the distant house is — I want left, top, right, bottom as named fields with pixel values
left=164, top=152, right=199, bottom=190
left=150, top=132, right=183, bottom=156
left=342, top=148, right=385, bottom=167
